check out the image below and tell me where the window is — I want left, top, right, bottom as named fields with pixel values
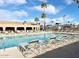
left=26, top=27, right=32, bottom=30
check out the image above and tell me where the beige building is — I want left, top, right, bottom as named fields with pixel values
left=0, top=21, right=40, bottom=32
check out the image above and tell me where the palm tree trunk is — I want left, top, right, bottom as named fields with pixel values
left=44, top=18, right=46, bottom=31
left=44, top=8, right=46, bottom=31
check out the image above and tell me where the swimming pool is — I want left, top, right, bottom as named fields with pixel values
left=0, top=33, right=64, bottom=49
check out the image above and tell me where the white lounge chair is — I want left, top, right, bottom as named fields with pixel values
left=18, top=43, right=35, bottom=57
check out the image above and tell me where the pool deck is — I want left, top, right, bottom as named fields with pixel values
left=35, top=41, right=79, bottom=58
left=0, top=47, right=24, bottom=58
left=0, top=31, right=79, bottom=37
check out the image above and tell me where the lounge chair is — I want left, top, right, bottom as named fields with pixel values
left=48, top=35, right=65, bottom=47
left=18, top=43, right=36, bottom=57
left=17, top=43, right=29, bottom=57
left=28, top=40, right=40, bottom=55
left=60, top=35, right=72, bottom=43
left=37, top=40, right=50, bottom=53
left=18, top=40, right=40, bottom=57
left=28, top=40, right=50, bottom=54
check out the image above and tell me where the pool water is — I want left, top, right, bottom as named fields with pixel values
left=0, top=33, right=63, bottom=49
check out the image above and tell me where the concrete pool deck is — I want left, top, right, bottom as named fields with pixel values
left=0, top=47, right=24, bottom=58
left=35, top=41, right=79, bottom=58
left=0, top=31, right=79, bottom=37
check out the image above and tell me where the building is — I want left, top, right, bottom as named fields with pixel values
left=0, top=21, right=40, bottom=33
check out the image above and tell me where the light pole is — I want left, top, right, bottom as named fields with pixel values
left=62, top=15, right=66, bottom=32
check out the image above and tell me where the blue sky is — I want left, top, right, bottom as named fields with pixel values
left=0, top=0, right=79, bottom=24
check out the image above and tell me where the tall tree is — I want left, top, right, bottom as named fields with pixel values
left=41, top=13, right=47, bottom=31
left=23, top=21, right=27, bottom=25
left=41, top=2, right=47, bottom=31
left=34, top=17, right=39, bottom=24
left=68, top=21, right=70, bottom=24
left=74, top=0, right=79, bottom=8
left=76, top=0, right=79, bottom=7
left=41, top=2, right=47, bottom=12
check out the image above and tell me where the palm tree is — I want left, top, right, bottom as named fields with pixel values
left=41, top=13, right=47, bottom=31
left=41, top=2, right=47, bottom=31
left=41, top=2, right=47, bottom=12
left=23, top=21, right=27, bottom=25
left=34, top=17, right=39, bottom=24
left=68, top=21, right=70, bottom=24
left=76, top=0, right=79, bottom=7
left=74, top=0, right=79, bottom=8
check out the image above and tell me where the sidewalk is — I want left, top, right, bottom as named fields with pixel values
left=0, top=47, right=24, bottom=58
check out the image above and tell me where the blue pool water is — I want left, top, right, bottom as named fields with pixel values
left=0, top=33, right=63, bottom=49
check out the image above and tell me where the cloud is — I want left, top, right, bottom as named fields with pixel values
left=37, top=15, right=74, bottom=25
left=26, top=18, right=51, bottom=25
left=52, top=15, right=74, bottom=25
left=64, top=0, right=74, bottom=5
left=74, top=21, right=79, bottom=25
left=13, top=10, right=28, bottom=17
left=26, top=15, right=75, bottom=25
left=32, top=4, right=61, bottom=14
left=64, top=15, right=74, bottom=21
left=0, top=0, right=27, bottom=6
left=26, top=19, right=34, bottom=22
left=46, top=4, right=60, bottom=14
left=0, top=9, right=28, bottom=21
left=39, top=0, right=47, bottom=2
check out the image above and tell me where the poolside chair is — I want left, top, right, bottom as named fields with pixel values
left=60, top=34, right=72, bottom=43
left=18, top=43, right=29, bottom=57
left=18, top=43, right=38, bottom=57
left=28, top=40, right=39, bottom=50
left=53, top=34, right=73, bottom=45
left=49, top=34, right=57, bottom=43
left=44, top=37, right=59, bottom=49
left=49, top=38, right=57, bottom=44
left=28, top=40, right=40, bottom=55
left=27, top=40, right=49, bottom=54
left=37, top=40, right=51, bottom=53
left=48, top=35, right=65, bottom=47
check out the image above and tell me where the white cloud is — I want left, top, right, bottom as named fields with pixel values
left=13, top=10, right=28, bottom=17
left=64, top=0, right=74, bottom=5
left=53, top=15, right=74, bottom=25
left=0, top=0, right=27, bottom=6
left=64, top=15, right=74, bottom=22
left=8, top=0, right=27, bottom=4
left=39, top=0, right=47, bottom=2
left=26, top=15, right=75, bottom=25
left=0, top=9, right=28, bottom=21
left=0, top=0, right=4, bottom=5
left=37, top=15, right=74, bottom=25
left=46, top=4, right=60, bottom=14
left=74, top=21, right=79, bottom=25
left=32, top=4, right=61, bottom=14
left=26, top=18, right=51, bottom=25
left=26, top=19, right=34, bottom=22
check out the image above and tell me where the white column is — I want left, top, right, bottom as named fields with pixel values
left=15, top=27, right=17, bottom=32
left=37, top=27, right=39, bottom=31
left=35, top=27, right=37, bottom=32
left=3, top=27, right=5, bottom=32
left=24, top=27, right=26, bottom=32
